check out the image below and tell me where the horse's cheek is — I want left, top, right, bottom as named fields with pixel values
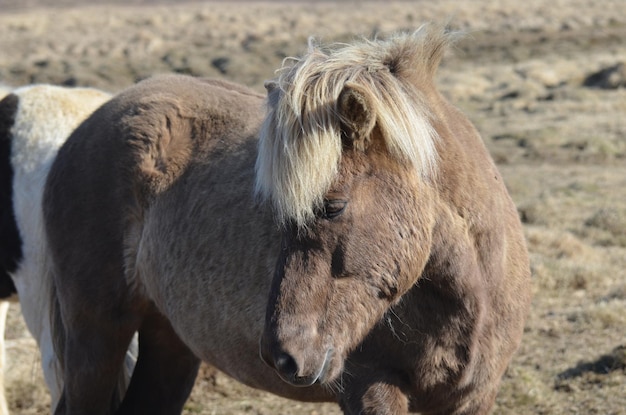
left=371, top=190, right=433, bottom=301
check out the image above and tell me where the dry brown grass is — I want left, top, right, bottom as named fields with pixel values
left=1, top=1, right=625, bottom=414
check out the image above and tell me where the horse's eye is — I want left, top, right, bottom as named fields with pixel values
left=323, top=200, right=347, bottom=219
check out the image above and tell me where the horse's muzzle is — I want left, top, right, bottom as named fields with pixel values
left=259, top=335, right=333, bottom=387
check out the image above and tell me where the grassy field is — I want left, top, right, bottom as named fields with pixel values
left=1, top=1, right=625, bottom=413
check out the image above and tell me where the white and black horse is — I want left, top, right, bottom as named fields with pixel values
left=0, top=84, right=123, bottom=413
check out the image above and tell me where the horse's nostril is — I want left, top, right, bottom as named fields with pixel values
left=274, top=352, right=298, bottom=378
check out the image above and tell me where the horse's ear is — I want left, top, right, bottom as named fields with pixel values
left=264, top=80, right=279, bottom=94
left=337, top=84, right=376, bottom=149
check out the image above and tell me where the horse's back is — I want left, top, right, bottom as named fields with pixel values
left=44, top=75, right=264, bottom=281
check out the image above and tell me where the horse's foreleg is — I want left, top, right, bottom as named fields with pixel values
left=116, top=310, right=200, bottom=415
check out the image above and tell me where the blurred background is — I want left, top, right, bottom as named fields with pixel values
left=1, top=1, right=625, bottom=414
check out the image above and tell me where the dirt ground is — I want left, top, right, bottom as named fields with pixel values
left=1, top=0, right=625, bottom=414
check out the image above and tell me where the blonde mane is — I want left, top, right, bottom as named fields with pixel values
left=256, top=24, right=456, bottom=226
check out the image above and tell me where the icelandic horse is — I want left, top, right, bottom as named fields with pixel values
left=45, top=25, right=531, bottom=415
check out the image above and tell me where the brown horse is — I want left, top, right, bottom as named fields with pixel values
left=257, top=26, right=532, bottom=414
left=45, top=25, right=531, bottom=415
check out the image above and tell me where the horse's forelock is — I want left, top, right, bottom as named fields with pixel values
left=256, top=25, right=453, bottom=227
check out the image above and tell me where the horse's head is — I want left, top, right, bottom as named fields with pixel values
left=257, top=26, right=454, bottom=387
